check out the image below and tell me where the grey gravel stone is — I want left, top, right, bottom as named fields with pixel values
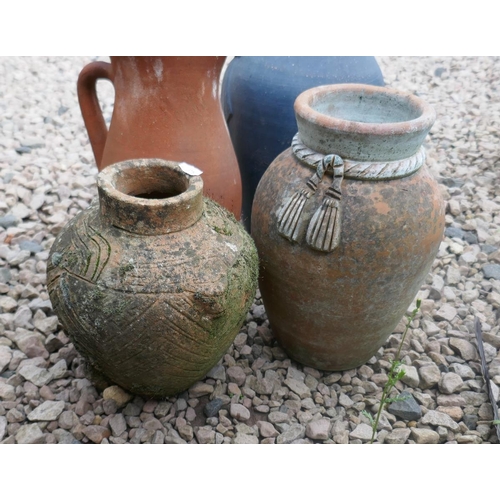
left=130, top=428, right=149, bottom=444
left=284, top=378, right=311, bottom=398
left=410, top=427, right=440, bottom=444
left=305, top=418, right=330, bottom=440
left=456, top=434, right=482, bottom=444
left=233, top=433, right=259, bottom=444
left=19, top=241, right=44, bottom=254
left=230, top=403, right=250, bottom=421
left=16, top=423, right=45, bottom=444
left=433, top=304, right=457, bottom=322
left=83, top=425, right=111, bottom=444
left=255, top=377, right=275, bottom=395
left=422, top=320, right=440, bottom=335
left=268, top=411, right=290, bottom=424
left=482, top=264, right=500, bottom=280
left=436, top=405, right=463, bottom=422
left=15, top=331, right=47, bottom=358
left=418, top=364, right=441, bottom=389
left=151, top=430, right=165, bottom=444
left=446, top=266, right=461, bottom=285
left=0, top=346, right=12, bottom=374
left=235, top=423, right=256, bottom=435
left=277, top=424, right=305, bottom=444
left=206, top=364, right=226, bottom=382
left=178, top=425, right=194, bottom=442
left=409, top=392, right=431, bottom=409
left=7, top=408, right=25, bottom=423
left=323, top=373, right=342, bottom=385
left=33, top=316, right=58, bottom=334
left=421, top=410, right=460, bottom=431
left=0, top=215, right=19, bottom=229
left=462, top=289, right=479, bottom=303
left=102, top=386, right=133, bottom=408
left=0, top=296, right=17, bottom=312
left=15, top=146, right=31, bottom=155
left=8, top=250, right=31, bottom=266
left=123, top=403, right=141, bottom=417
left=445, top=227, right=465, bottom=239
left=400, top=365, right=420, bottom=388
left=58, top=411, right=78, bottom=430
left=438, top=372, right=464, bottom=394
left=154, top=401, right=172, bottom=418
left=48, top=359, right=67, bottom=380
left=257, top=420, right=279, bottom=438
left=109, top=414, right=127, bottom=437
left=449, top=338, right=477, bottom=361
left=463, top=415, right=478, bottom=430
left=388, top=391, right=422, bottom=420
left=339, top=393, right=354, bottom=408
left=385, top=428, right=411, bottom=444
left=13, top=306, right=33, bottom=327
left=204, top=398, right=224, bottom=418
left=478, top=403, right=493, bottom=420
left=195, top=426, right=215, bottom=444
left=188, top=382, right=214, bottom=398
left=0, top=268, right=12, bottom=284
left=27, top=400, right=64, bottom=421
left=18, top=365, right=53, bottom=387
left=0, top=416, right=6, bottom=441
left=461, top=391, right=488, bottom=406
left=449, top=363, right=475, bottom=380
left=349, top=423, right=373, bottom=442
left=287, top=366, right=305, bottom=382
left=0, top=380, right=16, bottom=400
left=436, top=394, right=466, bottom=407
left=226, top=366, right=246, bottom=386
left=490, top=381, right=499, bottom=403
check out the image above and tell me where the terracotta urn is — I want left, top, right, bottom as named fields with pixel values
left=251, top=84, right=444, bottom=371
left=77, top=56, right=242, bottom=218
left=47, top=159, right=258, bottom=397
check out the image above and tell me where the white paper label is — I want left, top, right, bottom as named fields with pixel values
left=179, top=162, right=203, bottom=176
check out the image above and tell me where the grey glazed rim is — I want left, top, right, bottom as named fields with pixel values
left=294, top=84, right=436, bottom=161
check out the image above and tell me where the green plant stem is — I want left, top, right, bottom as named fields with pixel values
left=369, top=385, right=391, bottom=444
left=368, top=299, right=421, bottom=444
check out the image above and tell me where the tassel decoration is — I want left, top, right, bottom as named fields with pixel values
left=277, top=156, right=330, bottom=243
left=306, top=158, right=344, bottom=252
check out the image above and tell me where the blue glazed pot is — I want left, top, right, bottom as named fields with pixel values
left=221, top=56, right=385, bottom=229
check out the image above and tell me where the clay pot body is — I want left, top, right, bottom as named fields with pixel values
left=221, top=56, right=385, bottom=228
left=78, top=56, right=242, bottom=217
left=251, top=84, right=444, bottom=371
left=47, top=159, right=258, bottom=397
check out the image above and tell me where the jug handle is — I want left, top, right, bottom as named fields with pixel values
left=77, top=61, right=113, bottom=169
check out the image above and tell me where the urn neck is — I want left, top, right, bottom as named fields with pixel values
left=97, top=159, right=204, bottom=235
left=294, top=84, right=436, bottom=162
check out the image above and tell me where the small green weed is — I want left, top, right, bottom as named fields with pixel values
left=362, top=299, right=421, bottom=444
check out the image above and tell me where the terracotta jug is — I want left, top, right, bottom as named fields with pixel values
left=77, top=56, right=242, bottom=217
left=251, top=84, right=444, bottom=371
left=47, top=159, right=258, bottom=397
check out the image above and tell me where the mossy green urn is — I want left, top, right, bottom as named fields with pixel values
left=47, top=159, right=258, bottom=398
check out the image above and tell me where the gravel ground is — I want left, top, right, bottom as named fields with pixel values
left=0, top=56, right=499, bottom=444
